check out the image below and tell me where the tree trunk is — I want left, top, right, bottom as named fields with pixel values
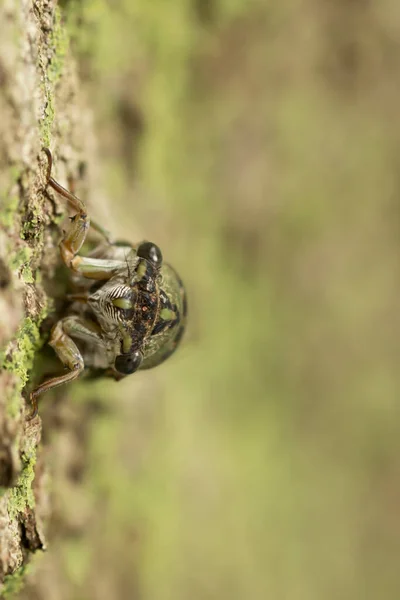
left=0, top=0, right=92, bottom=593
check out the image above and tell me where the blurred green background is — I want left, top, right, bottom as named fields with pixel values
left=27, top=0, right=400, bottom=598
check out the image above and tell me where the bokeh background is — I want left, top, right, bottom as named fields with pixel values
left=22, top=0, right=400, bottom=598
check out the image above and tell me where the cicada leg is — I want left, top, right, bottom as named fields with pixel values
left=90, top=220, right=114, bottom=245
left=66, top=166, right=114, bottom=245
left=43, top=148, right=124, bottom=280
left=28, top=316, right=103, bottom=419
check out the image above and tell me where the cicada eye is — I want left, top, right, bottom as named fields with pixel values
left=137, top=241, right=163, bottom=268
left=114, top=350, right=142, bottom=375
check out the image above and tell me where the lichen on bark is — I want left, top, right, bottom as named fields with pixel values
left=0, top=0, right=90, bottom=592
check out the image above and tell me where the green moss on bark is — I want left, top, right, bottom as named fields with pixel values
left=7, top=453, right=36, bottom=520
left=40, top=6, right=69, bottom=147
left=1, top=565, right=30, bottom=599
left=2, top=307, right=48, bottom=418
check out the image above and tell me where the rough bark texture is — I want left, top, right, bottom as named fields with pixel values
left=0, top=0, right=91, bottom=594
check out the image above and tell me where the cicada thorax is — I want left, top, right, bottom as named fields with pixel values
left=129, top=257, right=161, bottom=351
left=139, top=263, right=186, bottom=370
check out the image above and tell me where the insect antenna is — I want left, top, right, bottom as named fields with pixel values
left=124, top=247, right=137, bottom=285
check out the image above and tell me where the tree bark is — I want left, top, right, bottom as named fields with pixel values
left=0, top=0, right=91, bottom=593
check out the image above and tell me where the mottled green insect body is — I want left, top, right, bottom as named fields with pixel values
left=29, top=150, right=187, bottom=418
left=142, top=263, right=187, bottom=370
